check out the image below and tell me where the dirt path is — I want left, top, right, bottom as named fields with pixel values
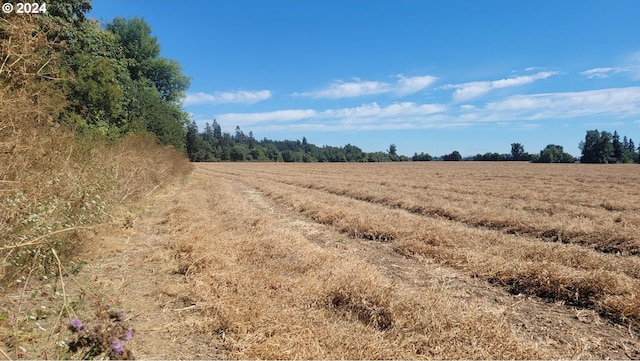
left=15, top=165, right=635, bottom=359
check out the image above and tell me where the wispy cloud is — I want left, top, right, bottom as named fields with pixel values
left=217, top=109, right=317, bottom=127
left=395, top=75, right=438, bottom=96
left=208, top=86, right=640, bottom=133
left=583, top=50, right=640, bottom=80
left=580, top=67, right=635, bottom=79
left=292, top=79, right=391, bottom=99
left=184, top=90, right=272, bottom=105
left=215, top=101, right=448, bottom=130
left=292, top=74, right=437, bottom=99
left=483, top=86, right=640, bottom=119
left=445, top=71, right=558, bottom=102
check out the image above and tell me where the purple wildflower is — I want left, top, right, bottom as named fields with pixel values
left=70, top=318, right=83, bottom=330
left=110, top=340, right=124, bottom=354
left=122, top=329, right=133, bottom=342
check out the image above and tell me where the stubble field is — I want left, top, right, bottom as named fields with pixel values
left=159, top=161, right=640, bottom=359
left=39, top=161, right=640, bottom=359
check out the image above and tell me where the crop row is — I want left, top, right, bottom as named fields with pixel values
left=199, top=165, right=640, bottom=328
left=212, top=164, right=640, bottom=256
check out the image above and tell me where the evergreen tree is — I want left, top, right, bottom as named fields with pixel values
left=612, top=130, right=623, bottom=163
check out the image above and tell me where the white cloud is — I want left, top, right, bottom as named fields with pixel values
left=184, top=90, right=272, bottom=105
left=580, top=67, right=635, bottom=79
left=395, top=75, right=438, bottom=96
left=446, top=71, right=558, bottom=102
left=582, top=50, right=640, bottom=80
left=213, top=101, right=449, bottom=131
left=485, top=86, right=640, bottom=119
left=217, top=109, right=317, bottom=127
left=293, top=74, right=437, bottom=99
left=292, top=79, right=391, bottom=98
left=195, top=83, right=640, bottom=134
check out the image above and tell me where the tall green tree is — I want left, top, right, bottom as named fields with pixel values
left=106, top=17, right=160, bottom=80
left=141, top=57, right=190, bottom=103
left=388, top=144, right=397, bottom=156
left=47, top=0, right=92, bottom=25
left=579, top=130, right=614, bottom=163
left=510, top=143, right=528, bottom=161
left=612, top=130, right=623, bottom=163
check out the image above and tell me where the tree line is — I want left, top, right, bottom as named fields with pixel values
left=185, top=121, right=408, bottom=162
left=186, top=122, right=639, bottom=164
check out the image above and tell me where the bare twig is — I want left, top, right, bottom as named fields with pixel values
left=0, top=226, right=99, bottom=252
left=35, top=58, right=50, bottom=76
left=50, top=248, right=73, bottom=319
left=0, top=347, right=12, bottom=361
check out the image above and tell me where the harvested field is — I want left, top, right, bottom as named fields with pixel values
left=187, top=162, right=640, bottom=358
left=9, top=162, right=640, bottom=359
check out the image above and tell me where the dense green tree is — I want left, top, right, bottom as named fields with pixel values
left=612, top=131, right=623, bottom=163
left=532, top=144, right=574, bottom=163
left=579, top=130, right=614, bottom=163
left=59, top=19, right=129, bottom=131
left=510, top=143, right=530, bottom=161
left=106, top=17, right=160, bottom=79
left=126, top=81, right=188, bottom=149
left=65, top=55, right=124, bottom=128
left=264, top=144, right=282, bottom=162
left=620, top=135, right=637, bottom=163
left=47, top=0, right=92, bottom=25
left=412, top=152, right=433, bottom=161
left=141, top=57, right=190, bottom=103
left=344, top=144, right=364, bottom=162
left=388, top=144, right=397, bottom=156
left=230, top=145, right=249, bottom=161
left=249, top=147, right=269, bottom=161
left=443, top=151, right=462, bottom=161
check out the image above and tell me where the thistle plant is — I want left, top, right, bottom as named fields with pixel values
left=67, top=308, right=134, bottom=360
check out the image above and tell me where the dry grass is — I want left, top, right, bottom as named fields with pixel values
left=10, top=162, right=635, bottom=359
left=0, top=13, right=192, bottom=359
left=202, top=162, right=640, bottom=330
left=0, top=13, right=192, bottom=282
left=153, top=169, right=547, bottom=359
left=219, top=162, right=640, bottom=254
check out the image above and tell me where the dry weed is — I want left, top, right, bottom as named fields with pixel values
left=0, top=13, right=192, bottom=359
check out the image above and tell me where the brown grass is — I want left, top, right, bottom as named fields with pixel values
left=202, top=162, right=640, bottom=330
left=0, top=13, right=192, bottom=282
left=153, top=169, right=547, bottom=359
left=0, top=14, right=192, bottom=358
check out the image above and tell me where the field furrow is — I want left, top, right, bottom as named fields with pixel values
left=198, top=163, right=640, bottom=329
left=210, top=164, right=640, bottom=255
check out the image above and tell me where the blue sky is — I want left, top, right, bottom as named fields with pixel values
left=89, top=1, right=640, bottom=157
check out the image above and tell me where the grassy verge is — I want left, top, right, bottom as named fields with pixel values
left=0, top=14, right=192, bottom=358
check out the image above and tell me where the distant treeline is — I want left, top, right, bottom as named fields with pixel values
left=186, top=122, right=639, bottom=164
left=185, top=121, right=408, bottom=162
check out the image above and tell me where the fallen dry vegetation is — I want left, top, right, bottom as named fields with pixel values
left=5, top=161, right=640, bottom=359
left=196, top=162, right=640, bottom=356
